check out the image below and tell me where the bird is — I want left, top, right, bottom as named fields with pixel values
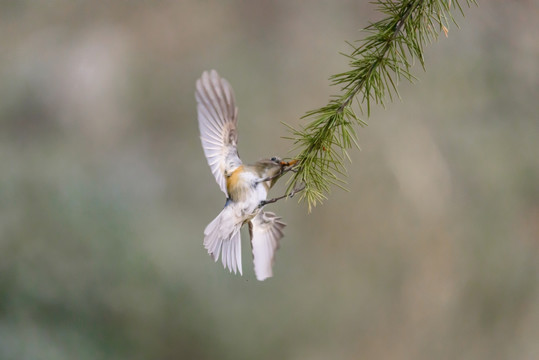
left=195, top=70, right=296, bottom=281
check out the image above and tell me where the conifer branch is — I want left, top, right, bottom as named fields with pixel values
left=285, top=0, right=476, bottom=211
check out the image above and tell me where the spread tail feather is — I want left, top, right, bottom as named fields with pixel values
left=203, top=207, right=243, bottom=275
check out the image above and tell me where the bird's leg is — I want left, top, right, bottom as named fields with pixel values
left=257, top=171, right=283, bottom=184
left=256, top=161, right=299, bottom=184
left=259, top=185, right=306, bottom=208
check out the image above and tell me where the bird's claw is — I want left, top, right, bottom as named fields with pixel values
left=258, top=184, right=306, bottom=208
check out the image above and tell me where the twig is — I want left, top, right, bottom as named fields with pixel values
left=259, top=185, right=306, bottom=208
left=285, top=0, right=476, bottom=211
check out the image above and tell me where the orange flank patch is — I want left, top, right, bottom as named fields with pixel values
left=226, top=165, right=244, bottom=195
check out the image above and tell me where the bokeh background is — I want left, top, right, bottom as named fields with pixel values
left=1, top=1, right=538, bottom=359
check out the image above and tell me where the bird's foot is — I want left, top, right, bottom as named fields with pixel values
left=258, top=184, right=306, bottom=208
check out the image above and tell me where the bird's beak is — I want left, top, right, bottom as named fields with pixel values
left=280, top=159, right=298, bottom=167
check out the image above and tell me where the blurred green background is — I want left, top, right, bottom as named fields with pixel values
left=1, top=1, right=538, bottom=359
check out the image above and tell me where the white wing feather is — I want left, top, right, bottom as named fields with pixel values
left=249, top=212, right=286, bottom=281
left=196, top=70, right=242, bottom=196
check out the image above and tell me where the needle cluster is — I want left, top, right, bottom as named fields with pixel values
left=285, top=0, right=476, bottom=211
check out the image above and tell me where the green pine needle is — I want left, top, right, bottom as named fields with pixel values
left=285, top=0, right=476, bottom=212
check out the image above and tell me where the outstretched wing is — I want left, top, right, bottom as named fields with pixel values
left=248, top=211, right=286, bottom=281
left=195, top=70, right=242, bottom=196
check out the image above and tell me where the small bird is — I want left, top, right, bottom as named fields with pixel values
left=195, top=70, right=296, bottom=281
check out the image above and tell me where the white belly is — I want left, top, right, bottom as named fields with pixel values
left=231, top=171, right=267, bottom=221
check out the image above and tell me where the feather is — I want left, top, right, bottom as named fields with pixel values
left=203, top=206, right=243, bottom=276
left=196, top=70, right=242, bottom=196
left=249, top=212, right=286, bottom=281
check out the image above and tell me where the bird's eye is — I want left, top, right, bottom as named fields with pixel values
left=271, top=157, right=277, bottom=162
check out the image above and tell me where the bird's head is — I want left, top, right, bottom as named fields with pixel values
left=253, top=157, right=298, bottom=189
